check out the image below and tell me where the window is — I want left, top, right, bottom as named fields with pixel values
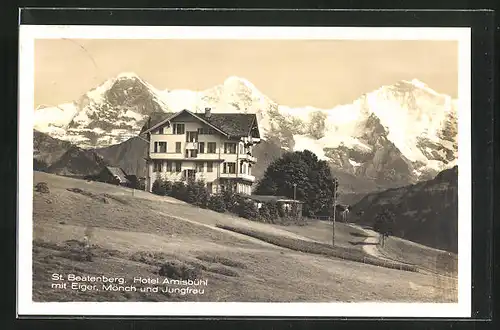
left=240, top=161, right=244, bottom=174
left=186, top=131, right=198, bottom=142
left=166, top=161, right=172, bottom=172
left=207, top=162, right=213, bottom=172
left=158, top=127, right=164, bottom=134
left=239, top=143, right=244, bottom=154
left=198, top=127, right=216, bottom=135
left=173, top=123, right=185, bottom=135
left=224, top=143, right=237, bottom=154
left=207, top=142, right=216, bottom=153
left=196, top=162, right=204, bottom=172
left=175, top=162, right=181, bottom=172
left=153, top=142, right=167, bottom=153
left=198, top=142, right=205, bottom=153
left=175, top=142, right=182, bottom=153
left=206, top=182, right=213, bottom=193
left=159, top=142, right=167, bottom=153
left=223, top=162, right=236, bottom=174
left=153, top=160, right=162, bottom=172
left=188, top=150, right=198, bottom=158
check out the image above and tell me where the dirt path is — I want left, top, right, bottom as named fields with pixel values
left=347, top=224, right=458, bottom=280
left=346, top=224, right=393, bottom=261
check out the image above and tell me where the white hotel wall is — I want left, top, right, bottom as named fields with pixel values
left=146, top=119, right=255, bottom=193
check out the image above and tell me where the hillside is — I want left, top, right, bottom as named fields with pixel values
left=350, top=166, right=458, bottom=253
left=34, top=73, right=458, bottom=192
left=32, top=171, right=456, bottom=303
left=34, top=130, right=107, bottom=176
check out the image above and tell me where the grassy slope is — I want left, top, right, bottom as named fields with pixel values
left=32, top=171, right=457, bottom=303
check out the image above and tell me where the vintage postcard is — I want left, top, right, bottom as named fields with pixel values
left=18, top=25, right=471, bottom=317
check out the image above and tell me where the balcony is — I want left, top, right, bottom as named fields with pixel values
left=239, top=152, right=257, bottom=163
left=149, top=152, right=184, bottom=160
left=185, top=142, right=198, bottom=150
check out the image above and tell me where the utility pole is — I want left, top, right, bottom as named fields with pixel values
left=332, top=178, right=338, bottom=246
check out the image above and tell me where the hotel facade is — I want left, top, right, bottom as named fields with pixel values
left=143, top=108, right=261, bottom=195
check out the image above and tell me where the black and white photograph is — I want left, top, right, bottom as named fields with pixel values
left=17, top=25, right=471, bottom=317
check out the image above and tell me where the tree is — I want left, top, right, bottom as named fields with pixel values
left=373, top=209, right=396, bottom=247
left=163, top=180, right=174, bottom=195
left=152, top=179, right=166, bottom=195
left=171, top=182, right=188, bottom=201
left=238, top=198, right=259, bottom=220
left=208, top=194, right=226, bottom=213
left=258, top=203, right=272, bottom=222
left=255, top=150, right=338, bottom=217
left=221, top=187, right=240, bottom=213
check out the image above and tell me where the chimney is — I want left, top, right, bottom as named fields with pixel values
left=205, top=107, right=212, bottom=118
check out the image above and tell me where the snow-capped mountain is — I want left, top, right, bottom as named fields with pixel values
left=34, top=72, right=458, bottom=188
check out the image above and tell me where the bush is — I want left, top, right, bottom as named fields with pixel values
left=258, top=203, right=272, bottom=222
left=222, top=189, right=240, bottom=213
left=152, top=179, right=166, bottom=195
left=197, top=184, right=209, bottom=209
left=163, top=180, right=174, bottom=195
left=171, top=182, right=188, bottom=201
left=238, top=198, right=259, bottom=220
left=208, top=194, right=226, bottom=213
left=158, top=260, right=202, bottom=279
left=185, top=180, right=207, bottom=205
left=34, top=182, right=50, bottom=193
left=267, top=201, right=280, bottom=220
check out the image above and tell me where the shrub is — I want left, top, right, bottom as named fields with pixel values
left=163, top=180, right=174, bottom=195
left=184, top=180, right=206, bottom=205
left=197, top=184, right=209, bottom=209
left=152, top=179, right=166, bottom=195
left=171, top=182, right=188, bottom=201
left=208, top=194, right=226, bottom=213
left=34, top=182, right=50, bottom=193
left=222, top=189, right=240, bottom=213
left=238, top=198, right=259, bottom=220
left=267, top=201, right=280, bottom=220
left=258, top=203, right=272, bottom=221
left=158, top=260, right=202, bottom=279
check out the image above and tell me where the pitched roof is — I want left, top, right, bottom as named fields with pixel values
left=241, top=194, right=304, bottom=203
left=199, top=113, right=259, bottom=138
left=105, top=166, right=129, bottom=183
left=140, top=111, right=174, bottom=134
left=143, top=109, right=260, bottom=138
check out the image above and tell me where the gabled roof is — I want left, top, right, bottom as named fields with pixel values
left=142, top=109, right=260, bottom=139
left=240, top=194, right=304, bottom=204
left=199, top=113, right=260, bottom=138
left=104, top=166, right=129, bottom=183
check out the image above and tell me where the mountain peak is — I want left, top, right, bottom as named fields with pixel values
left=223, top=75, right=258, bottom=91
left=397, top=78, right=441, bottom=96
left=115, top=72, right=142, bottom=80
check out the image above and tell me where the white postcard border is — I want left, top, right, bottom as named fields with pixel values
left=18, top=25, right=472, bottom=318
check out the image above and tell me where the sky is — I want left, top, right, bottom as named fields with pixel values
left=34, top=39, right=458, bottom=108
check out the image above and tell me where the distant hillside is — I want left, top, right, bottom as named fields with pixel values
left=94, top=137, right=149, bottom=177
left=350, top=166, right=458, bottom=253
left=33, top=130, right=74, bottom=169
left=34, top=130, right=107, bottom=176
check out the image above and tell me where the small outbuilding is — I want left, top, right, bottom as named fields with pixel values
left=96, top=166, right=131, bottom=186
left=241, top=194, right=304, bottom=219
